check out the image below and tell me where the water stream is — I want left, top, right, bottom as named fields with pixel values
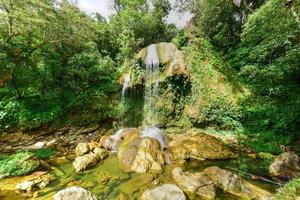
left=144, top=44, right=160, bottom=126
left=121, top=73, right=131, bottom=103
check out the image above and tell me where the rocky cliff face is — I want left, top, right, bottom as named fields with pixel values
left=120, top=40, right=246, bottom=129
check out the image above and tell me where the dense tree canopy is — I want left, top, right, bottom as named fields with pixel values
left=0, top=0, right=174, bottom=130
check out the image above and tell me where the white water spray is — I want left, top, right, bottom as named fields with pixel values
left=144, top=44, right=160, bottom=126
left=109, top=44, right=167, bottom=153
left=141, top=126, right=167, bottom=150
left=121, top=73, right=131, bottom=102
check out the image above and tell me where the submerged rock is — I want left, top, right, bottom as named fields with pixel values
left=172, top=167, right=215, bottom=199
left=141, top=184, right=186, bottom=200
left=16, top=172, right=54, bottom=192
left=203, top=166, right=271, bottom=200
left=269, top=152, right=300, bottom=178
left=168, top=131, right=236, bottom=161
left=53, top=186, right=97, bottom=200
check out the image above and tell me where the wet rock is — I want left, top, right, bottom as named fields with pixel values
left=168, top=131, right=236, bottom=161
left=93, top=147, right=109, bottom=160
left=101, top=128, right=140, bottom=152
left=88, top=141, right=98, bottom=151
left=53, top=186, right=97, bottom=200
left=135, top=42, right=187, bottom=79
left=118, top=136, right=165, bottom=173
left=172, top=167, right=215, bottom=199
left=16, top=172, right=54, bottom=192
left=269, top=152, right=300, bottom=178
left=131, top=138, right=165, bottom=173
left=75, top=143, right=90, bottom=156
left=141, top=184, right=186, bottom=200
left=203, top=166, right=271, bottom=200
left=73, top=153, right=98, bottom=173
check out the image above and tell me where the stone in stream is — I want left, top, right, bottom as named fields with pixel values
left=141, top=184, right=186, bottom=200
left=16, top=172, right=55, bottom=192
left=172, top=167, right=215, bottom=199
left=117, top=134, right=165, bottom=173
left=203, top=166, right=272, bottom=200
left=73, top=153, right=98, bottom=172
left=269, top=152, right=300, bottom=178
left=168, top=130, right=237, bottom=161
left=100, top=128, right=140, bottom=152
left=93, top=147, right=109, bottom=161
left=75, top=143, right=90, bottom=156
left=53, top=186, right=97, bottom=200
left=73, top=141, right=109, bottom=172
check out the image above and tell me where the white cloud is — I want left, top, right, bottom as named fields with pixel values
left=77, top=0, right=115, bottom=19
left=165, top=10, right=193, bottom=28
left=76, top=0, right=192, bottom=28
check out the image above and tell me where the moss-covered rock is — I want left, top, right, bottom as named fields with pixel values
left=203, top=166, right=272, bottom=200
left=168, top=129, right=237, bottom=161
left=136, top=42, right=188, bottom=79
left=0, top=152, right=40, bottom=178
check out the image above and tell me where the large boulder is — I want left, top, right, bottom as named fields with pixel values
left=53, top=186, right=97, bottom=200
left=269, top=152, right=300, bottom=178
left=136, top=43, right=187, bottom=78
left=141, top=184, right=186, bottom=200
left=73, top=153, right=98, bottom=173
left=168, top=131, right=236, bottom=161
left=118, top=134, right=165, bottom=173
left=100, top=128, right=140, bottom=152
left=172, top=167, right=215, bottom=199
left=203, top=166, right=271, bottom=200
left=75, top=143, right=90, bottom=156
left=93, top=147, right=109, bottom=161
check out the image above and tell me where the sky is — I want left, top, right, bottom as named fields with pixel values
left=76, top=0, right=193, bottom=28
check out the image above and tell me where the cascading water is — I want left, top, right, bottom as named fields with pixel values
left=121, top=73, right=131, bottom=103
left=144, top=44, right=160, bottom=126
left=110, top=44, right=167, bottom=153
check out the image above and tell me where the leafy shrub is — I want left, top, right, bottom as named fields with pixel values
left=198, top=97, right=243, bottom=131
left=273, top=178, right=300, bottom=200
left=31, top=148, right=55, bottom=159
left=0, top=152, right=39, bottom=177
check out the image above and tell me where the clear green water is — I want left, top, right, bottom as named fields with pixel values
left=0, top=154, right=278, bottom=200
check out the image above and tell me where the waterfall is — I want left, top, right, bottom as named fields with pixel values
left=121, top=73, right=131, bottom=102
left=144, top=44, right=160, bottom=126
left=110, top=44, right=167, bottom=153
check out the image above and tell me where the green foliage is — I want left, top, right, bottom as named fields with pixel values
left=191, top=0, right=265, bottom=50
left=199, top=97, right=243, bottom=131
left=227, top=0, right=300, bottom=152
left=0, top=0, right=176, bottom=131
left=273, top=178, right=300, bottom=200
left=30, top=148, right=56, bottom=159
left=172, top=30, right=189, bottom=49
left=0, top=152, right=39, bottom=177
